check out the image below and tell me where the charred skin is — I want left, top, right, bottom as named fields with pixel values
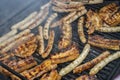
left=50, top=11, right=76, bottom=28
left=59, top=44, right=90, bottom=76
left=0, top=56, right=37, bottom=77
left=89, top=51, right=120, bottom=76
left=12, top=35, right=37, bottom=57
left=2, top=56, right=37, bottom=73
left=73, top=51, right=110, bottom=73
left=86, top=10, right=102, bottom=34
left=99, top=3, right=119, bottom=22
left=0, top=34, right=37, bottom=58
left=40, top=70, right=61, bottom=80
left=44, top=13, right=57, bottom=39
left=58, top=22, right=72, bottom=49
left=76, top=75, right=98, bottom=80
left=78, top=16, right=86, bottom=43
left=105, top=12, right=120, bottom=26
left=88, top=35, right=120, bottom=50
left=37, top=26, right=44, bottom=55
left=0, top=29, right=31, bottom=50
left=52, top=5, right=85, bottom=13
left=41, top=30, right=55, bottom=58
left=51, top=44, right=79, bottom=64
left=20, top=59, right=57, bottom=80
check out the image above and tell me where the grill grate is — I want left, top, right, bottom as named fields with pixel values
left=0, top=0, right=120, bottom=80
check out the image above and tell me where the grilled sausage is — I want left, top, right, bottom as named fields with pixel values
left=44, top=13, right=57, bottom=39
left=11, top=12, right=37, bottom=30
left=58, top=22, right=72, bottom=49
left=40, top=70, right=61, bottom=80
left=59, top=44, right=90, bottom=76
left=99, top=3, right=119, bottom=22
left=86, top=10, right=102, bottom=34
left=20, top=59, right=57, bottom=80
left=0, top=29, right=17, bottom=44
left=73, top=51, right=110, bottom=73
left=37, top=26, right=44, bottom=55
left=0, top=33, right=37, bottom=58
left=97, top=26, right=120, bottom=32
left=105, top=11, right=120, bottom=26
left=0, top=29, right=30, bottom=50
left=66, top=8, right=87, bottom=24
left=78, top=16, right=86, bottom=43
left=51, top=44, right=79, bottom=64
left=50, top=11, right=76, bottom=28
left=89, top=51, right=120, bottom=76
left=52, top=5, right=85, bottom=13
left=19, top=6, right=49, bottom=30
left=42, top=30, right=55, bottom=58
left=88, top=35, right=120, bottom=50
left=76, top=75, right=98, bottom=80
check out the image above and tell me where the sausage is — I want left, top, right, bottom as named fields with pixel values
left=58, top=22, right=72, bottom=49
left=0, top=33, right=37, bottom=58
left=28, top=8, right=49, bottom=29
left=0, top=33, right=34, bottom=53
left=11, top=12, right=37, bottom=30
left=78, top=16, right=86, bottom=43
left=2, top=56, right=37, bottom=73
left=0, top=29, right=30, bottom=50
left=50, top=11, right=76, bottom=28
left=89, top=51, right=120, bottom=76
left=20, top=59, right=57, bottom=80
left=97, top=26, right=120, bottom=32
left=66, top=8, right=87, bottom=24
left=99, top=3, right=119, bottom=22
left=105, top=12, right=120, bottom=26
left=19, top=7, right=49, bottom=30
left=37, top=26, right=44, bottom=55
left=59, top=44, right=90, bottom=76
left=51, top=44, right=79, bottom=64
left=40, top=70, right=61, bottom=80
left=76, top=75, right=98, bottom=80
left=44, top=13, right=57, bottom=39
left=86, top=0, right=103, bottom=4
left=73, top=51, right=110, bottom=73
left=88, top=35, right=120, bottom=50
left=52, top=5, right=85, bottom=13
left=86, top=10, right=102, bottom=34
left=42, top=30, right=55, bottom=58
left=52, top=0, right=67, bottom=9
left=0, top=29, right=17, bottom=44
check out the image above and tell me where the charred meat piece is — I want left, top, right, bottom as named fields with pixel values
left=41, top=30, right=55, bottom=58
left=58, top=22, right=72, bottom=49
left=40, top=70, right=61, bottom=80
left=99, top=3, right=119, bottom=22
left=78, top=16, right=86, bottom=43
left=105, top=11, right=120, bottom=26
left=86, top=10, right=102, bottom=34
left=89, top=51, right=120, bottom=76
left=0, top=33, right=37, bottom=58
left=76, top=75, right=98, bottom=80
left=59, top=44, right=90, bottom=76
left=88, top=35, right=120, bottom=50
left=1, top=56, right=37, bottom=76
left=51, top=44, right=79, bottom=64
left=20, top=59, right=57, bottom=80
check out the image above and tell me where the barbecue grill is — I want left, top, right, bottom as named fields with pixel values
left=0, top=0, right=120, bottom=80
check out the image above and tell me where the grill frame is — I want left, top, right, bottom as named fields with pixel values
left=0, top=0, right=120, bottom=80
